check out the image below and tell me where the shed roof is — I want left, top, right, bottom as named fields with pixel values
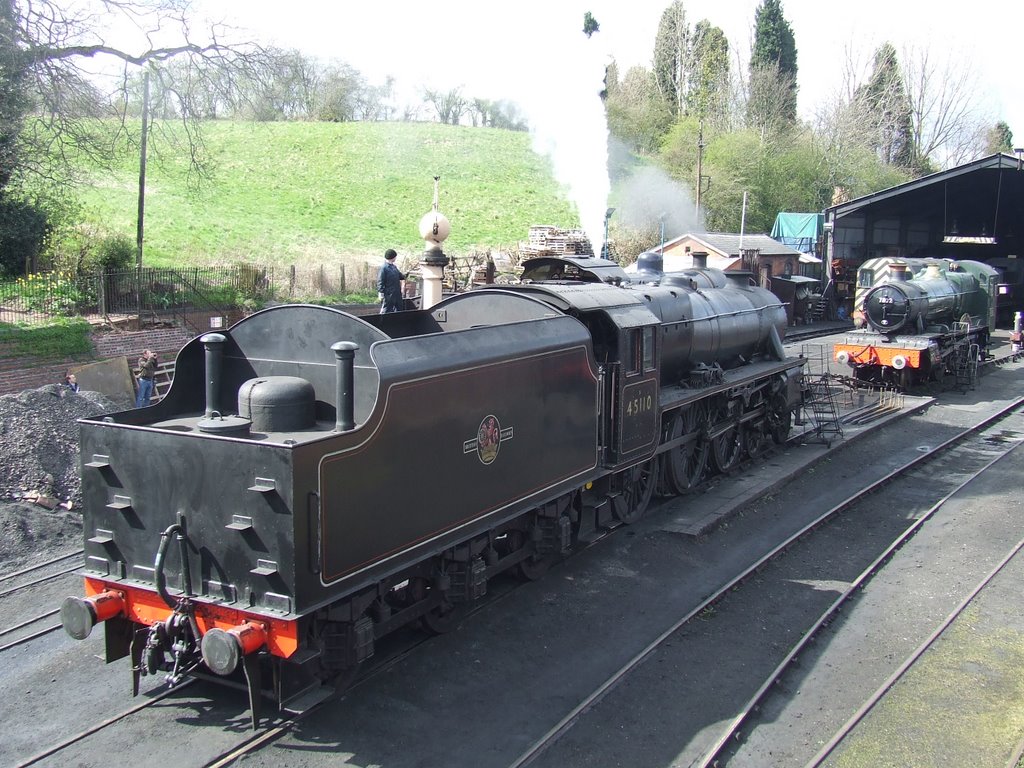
left=826, top=152, right=1024, bottom=228
left=664, top=232, right=804, bottom=258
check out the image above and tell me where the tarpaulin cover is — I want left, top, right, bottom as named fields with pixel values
left=771, top=212, right=823, bottom=255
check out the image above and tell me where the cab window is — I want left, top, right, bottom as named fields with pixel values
left=626, top=330, right=641, bottom=375
left=643, top=327, right=656, bottom=371
left=626, top=327, right=657, bottom=375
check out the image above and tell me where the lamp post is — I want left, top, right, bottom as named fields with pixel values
left=659, top=213, right=666, bottom=253
left=602, top=207, right=616, bottom=258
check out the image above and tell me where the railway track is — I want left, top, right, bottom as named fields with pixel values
left=0, top=550, right=84, bottom=652
left=699, top=398, right=1024, bottom=766
left=506, top=397, right=1024, bottom=768
left=804, top=536, right=1024, bottom=766
left=6, top=380, right=1022, bottom=767
left=13, top=682, right=198, bottom=768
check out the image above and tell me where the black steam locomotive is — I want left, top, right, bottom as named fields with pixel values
left=834, top=259, right=999, bottom=387
left=60, top=253, right=803, bottom=726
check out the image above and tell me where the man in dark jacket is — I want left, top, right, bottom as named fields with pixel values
left=377, top=249, right=406, bottom=313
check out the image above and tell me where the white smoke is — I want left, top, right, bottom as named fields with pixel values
left=412, top=4, right=615, bottom=254
left=521, top=36, right=611, bottom=253
left=614, top=164, right=706, bottom=245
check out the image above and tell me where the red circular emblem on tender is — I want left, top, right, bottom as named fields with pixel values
left=477, top=415, right=501, bottom=465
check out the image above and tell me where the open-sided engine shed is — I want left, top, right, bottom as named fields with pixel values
left=823, top=152, right=1024, bottom=324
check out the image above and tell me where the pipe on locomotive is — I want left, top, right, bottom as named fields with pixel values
left=155, top=520, right=192, bottom=608
left=332, top=341, right=359, bottom=431
left=200, top=332, right=226, bottom=418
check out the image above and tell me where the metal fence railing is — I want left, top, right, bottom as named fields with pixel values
left=0, top=263, right=376, bottom=328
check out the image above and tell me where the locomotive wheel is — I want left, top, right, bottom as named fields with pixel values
left=505, top=529, right=555, bottom=581
left=744, top=424, right=767, bottom=459
left=710, top=406, right=743, bottom=473
left=614, top=459, right=656, bottom=524
left=408, top=576, right=466, bottom=635
left=518, top=553, right=554, bottom=581
left=661, top=405, right=709, bottom=495
left=421, top=600, right=466, bottom=635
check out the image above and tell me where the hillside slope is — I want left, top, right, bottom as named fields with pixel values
left=76, top=121, right=579, bottom=266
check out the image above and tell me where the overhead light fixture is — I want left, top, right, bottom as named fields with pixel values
left=943, top=235, right=998, bottom=244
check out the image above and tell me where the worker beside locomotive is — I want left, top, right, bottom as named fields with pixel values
left=833, top=259, right=998, bottom=388
left=59, top=247, right=804, bottom=727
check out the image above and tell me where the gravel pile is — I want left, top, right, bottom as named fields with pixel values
left=0, top=384, right=128, bottom=567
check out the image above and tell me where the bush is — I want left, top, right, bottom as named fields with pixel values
left=11, top=271, right=87, bottom=315
left=0, top=198, right=49, bottom=278
left=94, top=234, right=136, bottom=272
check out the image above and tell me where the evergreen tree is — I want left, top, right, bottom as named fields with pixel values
left=688, top=20, right=730, bottom=127
left=653, top=1, right=689, bottom=118
left=749, top=0, right=798, bottom=122
left=985, top=121, right=1014, bottom=154
left=857, top=43, right=917, bottom=170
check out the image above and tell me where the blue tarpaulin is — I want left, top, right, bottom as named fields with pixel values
left=771, top=212, right=823, bottom=255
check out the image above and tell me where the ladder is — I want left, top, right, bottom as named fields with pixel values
left=947, top=321, right=979, bottom=392
left=952, top=341, right=980, bottom=391
left=808, top=294, right=829, bottom=322
left=808, top=279, right=835, bottom=322
left=151, top=360, right=176, bottom=403
left=800, top=344, right=844, bottom=446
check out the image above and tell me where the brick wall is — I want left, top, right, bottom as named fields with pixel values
left=0, top=326, right=193, bottom=397
left=91, top=327, right=191, bottom=360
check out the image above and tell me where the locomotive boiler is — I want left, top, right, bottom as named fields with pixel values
left=834, top=260, right=998, bottom=387
left=60, top=256, right=803, bottom=727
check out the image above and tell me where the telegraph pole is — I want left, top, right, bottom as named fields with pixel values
left=695, top=121, right=705, bottom=215
left=136, top=70, right=150, bottom=269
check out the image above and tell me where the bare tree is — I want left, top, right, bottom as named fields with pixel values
left=10, top=0, right=267, bottom=186
left=745, top=61, right=794, bottom=140
left=423, top=87, right=466, bottom=125
left=829, top=40, right=991, bottom=171
left=606, top=64, right=672, bottom=154
left=901, top=44, right=989, bottom=167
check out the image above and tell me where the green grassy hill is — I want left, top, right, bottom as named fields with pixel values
left=76, top=121, right=579, bottom=267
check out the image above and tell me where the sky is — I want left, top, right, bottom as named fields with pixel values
left=213, top=0, right=1022, bottom=136
left=193, top=0, right=1022, bottom=244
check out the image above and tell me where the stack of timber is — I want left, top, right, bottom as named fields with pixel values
left=520, top=226, right=594, bottom=257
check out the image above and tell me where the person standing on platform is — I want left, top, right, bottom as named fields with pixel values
left=377, top=248, right=406, bottom=313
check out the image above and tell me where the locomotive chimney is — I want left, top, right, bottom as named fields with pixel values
left=200, top=333, right=226, bottom=418
left=332, top=341, right=359, bottom=431
left=890, top=262, right=910, bottom=281
left=692, top=251, right=708, bottom=269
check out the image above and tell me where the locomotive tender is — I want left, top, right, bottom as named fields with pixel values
left=834, top=259, right=998, bottom=387
left=60, top=253, right=804, bottom=726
